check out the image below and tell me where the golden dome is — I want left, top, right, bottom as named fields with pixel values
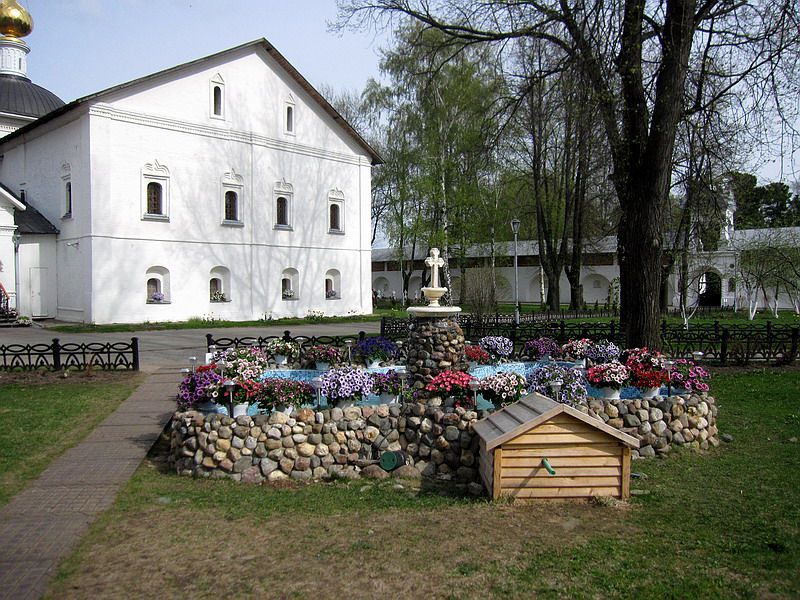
left=0, top=0, right=33, bottom=39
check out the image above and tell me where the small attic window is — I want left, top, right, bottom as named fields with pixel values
left=210, top=75, right=225, bottom=120
left=213, top=86, right=222, bottom=116
left=286, top=105, right=294, bottom=133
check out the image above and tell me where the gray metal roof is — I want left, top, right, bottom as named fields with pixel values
left=0, top=74, right=64, bottom=119
left=372, top=237, right=618, bottom=261
left=0, top=183, right=59, bottom=235
left=473, top=392, right=639, bottom=451
left=0, top=40, right=382, bottom=165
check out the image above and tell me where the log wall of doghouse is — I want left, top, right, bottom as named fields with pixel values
left=474, top=393, right=640, bottom=501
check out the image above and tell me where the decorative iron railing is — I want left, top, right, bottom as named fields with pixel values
left=0, top=337, right=140, bottom=371
left=380, top=317, right=800, bottom=365
left=206, top=331, right=381, bottom=363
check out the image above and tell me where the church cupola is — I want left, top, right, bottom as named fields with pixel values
left=0, top=0, right=33, bottom=77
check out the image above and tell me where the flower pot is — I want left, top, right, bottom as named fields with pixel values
left=365, top=358, right=382, bottom=369
left=274, top=403, right=294, bottom=415
left=196, top=400, right=221, bottom=414
left=379, top=392, right=396, bottom=404
left=274, top=354, right=288, bottom=367
left=315, top=361, right=330, bottom=371
left=639, top=386, right=660, bottom=399
left=232, top=402, right=250, bottom=418
left=598, top=387, right=620, bottom=400
left=335, top=398, right=356, bottom=408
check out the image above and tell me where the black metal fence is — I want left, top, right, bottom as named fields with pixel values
left=206, top=331, right=371, bottom=363
left=0, top=337, right=140, bottom=371
left=381, top=316, right=800, bottom=365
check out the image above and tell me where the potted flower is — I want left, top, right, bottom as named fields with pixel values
left=282, top=289, right=295, bottom=300
left=320, top=366, right=373, bottom=407
left=326, top=289, right=338, bottom=299
left=424, top=370, right=475, bottom=405
left=622, top=348, right=668, bottom=398
left=478, top=336, right=515, bottom=362
left=259, top=377, right=315, bottom=414
left=479, top=371, right=527, bottom=409
left=464, top=344, right=491, bottom=369
left=668, top=359, right=711, bottom=394
left=216, top=347, right=271, bottom=380
left=355, top=336, right=398, bottom=368
left=304, top=344, right=342, bottom=370
left=523, top=337, right=560, bottom=361
left=370, top=370, right=404, bottom=403
left=526, top=363, right=587, bottom=406
left=210, top=290, right=227, bottom=302
left=150, top=291, right=165, bottom=303
left=586, top=362, right=630, bottom=399
left=561, top=338, right=592, bottom=367
left=176, top=364, right=223, bottom=412
left=586, top=339, right=621, bottom=365
left=264, top=338, right=300, bottom=367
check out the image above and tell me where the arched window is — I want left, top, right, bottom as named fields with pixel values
left=146, top=182, right=162, bottom=215
left=64, top=181, right=72, bottom=217
left=286, top=105, right=293, bottom=132
left=224, top=190, right=238, bottom=221
left=329, top=203, right=341, bottom=232
left=209, top=266, right=230, bottom=302
left=325, top=269, right=341, bottom=299
left=146, top=266, right=170, bottom=303
left=276, top=196, right=289, bottom=226
left=281, top=268, right=299, bottom=300
left=213, top=86, right=222, bottom=116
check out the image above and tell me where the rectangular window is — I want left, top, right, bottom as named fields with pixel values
left=64, top=181, right=72, bottom=218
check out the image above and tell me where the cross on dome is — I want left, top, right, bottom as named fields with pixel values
left=425, top=248, right=445, bottom=288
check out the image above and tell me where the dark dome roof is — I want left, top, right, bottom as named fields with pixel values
left=0, top=74, right=64, bottom=119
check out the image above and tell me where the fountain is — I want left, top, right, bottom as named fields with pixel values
left=405, top=248, right=467, bottom=391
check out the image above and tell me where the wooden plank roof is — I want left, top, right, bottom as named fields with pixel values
left=473, top=392, right=640, bottom=451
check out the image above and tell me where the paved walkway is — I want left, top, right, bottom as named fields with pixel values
left=0, top=367, right=183, bottom=600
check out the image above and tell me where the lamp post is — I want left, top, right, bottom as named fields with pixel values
left=665, top=360, right=674, bottom=397
left=311, top=376, right=323, bottom=409
left=188, top=356, right=197, bottom=372
left=511, top=218, right=521, bottom=326
left=468, top=378, right=480, bottom=410
left=223, top=379, right=236, bottom=417
left=344, top=339, right=353, bottom=364
left=551, top=379, right=563, bottom=404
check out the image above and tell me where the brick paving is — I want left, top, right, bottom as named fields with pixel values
left=0, top=367, right=182, bottom=600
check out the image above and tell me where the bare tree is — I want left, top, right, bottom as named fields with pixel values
left=335, top=0, right=800, bottom=348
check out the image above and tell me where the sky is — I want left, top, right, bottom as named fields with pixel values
left=17, top=0, right=798, bottom=185
left=23, top=0, right=388, bottom=103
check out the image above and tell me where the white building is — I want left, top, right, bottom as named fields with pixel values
left=0, top=4, right=379, bottom=323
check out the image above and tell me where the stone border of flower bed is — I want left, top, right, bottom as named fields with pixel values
left=169, top=392, right=719, bottom=487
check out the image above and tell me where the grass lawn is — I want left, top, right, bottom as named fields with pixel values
left=0, top=371, right=143, bottom=507
left=44, top=366, right=799, bottom=599
left=45, top=311, right=399, bottom=334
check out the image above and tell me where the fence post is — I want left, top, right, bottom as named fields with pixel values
left=721, top=328, right=730, bottom=365
left=283, top=330, right=292, bottom=342
left=559, top=320, right=565, bottom=341
left=131, top=337, right=140, bottom=371
left=714, top=320, right=720, bottom=337
left=661, top=319, right=667, bottom=337
left=790, top=327, right=799, bottom=364
left=52, top=338, right=61, bottom=370
left=205, top=333, right=215, bottom=351
left=380, top=318, right=386, bottom=337
left=610, top=320, right=616, bottom=340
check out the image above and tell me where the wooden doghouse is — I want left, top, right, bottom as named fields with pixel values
left=474, top=393, right=639, bottom=501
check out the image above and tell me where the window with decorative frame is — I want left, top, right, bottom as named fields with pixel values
left=209, top=266, right=231, bottom=302
left=274, top=179, right=293, bottom=229
left=328, top=188, right=345, bottom=234
left=325, top=269, right=341, bottom=299
left=221, top=169, right=243, bottom=226
left=61, top=162, right=72, bottom=219
left=142, top=160, right=170, bottom=221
